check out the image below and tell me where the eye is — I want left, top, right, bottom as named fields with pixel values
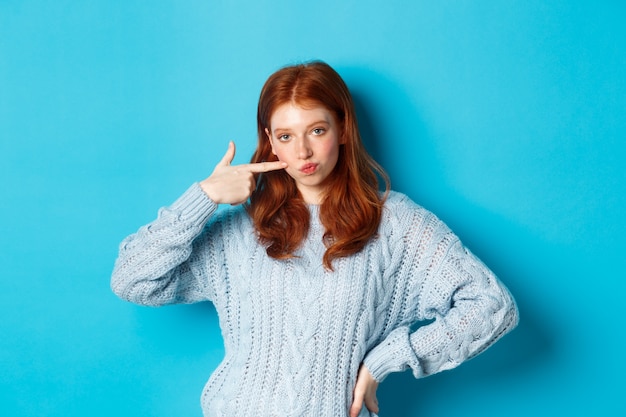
left=312, top=128, right=326, bottom=135
left=277, top=134, right=291, bottom=142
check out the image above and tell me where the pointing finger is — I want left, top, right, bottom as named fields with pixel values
left=244, top=160, right=288, bottom=173
left=218, top=141, right=236, bottom=166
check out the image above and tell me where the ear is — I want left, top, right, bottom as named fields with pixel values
left=338, top=120, right=347, bottom=145
left=265, top=128, right=277, bottom=155
left=339, top=128, right=347, bottom=145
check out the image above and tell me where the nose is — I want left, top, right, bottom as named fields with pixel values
left=297, top=137, right=313, bottom=159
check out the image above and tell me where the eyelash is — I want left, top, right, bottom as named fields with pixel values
left=276, top=128, right=325, bottom=141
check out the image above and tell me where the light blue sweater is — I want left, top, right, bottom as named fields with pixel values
left=111, top=183, right=518, bottom=417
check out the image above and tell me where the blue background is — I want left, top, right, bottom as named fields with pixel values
left=1, top=1, right=624, bottom=416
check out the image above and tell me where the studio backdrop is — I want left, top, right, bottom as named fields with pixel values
left=1, top=1, right=624, bottom=416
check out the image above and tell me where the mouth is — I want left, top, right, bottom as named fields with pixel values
left=299, top=163, right=318, bottom=175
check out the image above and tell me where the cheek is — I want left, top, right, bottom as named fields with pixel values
left=268, top=137, right=281, bottom=158
left=319, top=140, right=340, bottom=161
left=271, top=146, right=287, bottom=162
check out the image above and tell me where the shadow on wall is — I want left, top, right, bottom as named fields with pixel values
left=338, top=65, right=438, bottom=205
left=343, top=66, right=555, bottom=415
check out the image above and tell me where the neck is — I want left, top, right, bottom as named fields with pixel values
left=298, top=189, right=323, bottom=205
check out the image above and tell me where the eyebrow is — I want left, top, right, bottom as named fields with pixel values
left=272, top=120, right=330, bottom=133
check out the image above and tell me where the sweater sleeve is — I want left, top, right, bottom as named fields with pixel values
left=363, top=209, right=518, bottom=382
left=110, top=183, right=223, bottom=306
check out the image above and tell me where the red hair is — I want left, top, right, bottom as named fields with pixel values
left=247, top=61, right=390, bottom=270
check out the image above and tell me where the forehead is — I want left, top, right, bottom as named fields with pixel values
left=270, top=102, right=335, bottom=128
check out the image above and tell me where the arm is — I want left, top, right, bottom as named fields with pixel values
left=110, top=141, right=287, bottom=306
left=110, top=183, right=220, bottom=306
left=363, top=212, right=519, bottom=382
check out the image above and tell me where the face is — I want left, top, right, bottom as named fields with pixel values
left=266, top=102, right=342, bottom=204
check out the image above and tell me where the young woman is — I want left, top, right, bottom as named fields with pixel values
left=111, top=61, right=518, bottom=417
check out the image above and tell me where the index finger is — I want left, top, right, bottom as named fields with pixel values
left=243, top=161, right=288, bottom=173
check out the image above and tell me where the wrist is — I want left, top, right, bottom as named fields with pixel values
left=199, top=179, right=220, bottom=204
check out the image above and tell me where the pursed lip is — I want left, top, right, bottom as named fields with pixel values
left=299, top=163, right=318, bottom=174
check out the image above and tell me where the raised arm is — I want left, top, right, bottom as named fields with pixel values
left=110, top=183, right=218, bottom=306
left=110, top=141, right=287, bottom=306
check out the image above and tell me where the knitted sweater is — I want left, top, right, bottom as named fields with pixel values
left=111, top=183, right=518, bottom=417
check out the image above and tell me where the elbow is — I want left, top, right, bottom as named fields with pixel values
left=110, top=265, right=142, bottom=304
left=110, top=273, right=132, bottom=302
left=495, top=287, right=519, bottom=337
left=110, top=279, right=153, bottom=305
left=109, top=260, right=147, bottom=305
left=506, top=293, right=520, bottom=331
left=110, top=272, right=169, bottom=307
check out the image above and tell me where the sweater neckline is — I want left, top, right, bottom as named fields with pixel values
left=307, top=204, right=323, bottom=233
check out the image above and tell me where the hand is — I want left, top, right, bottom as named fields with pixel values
left=200, top=141, right=287, bottom=205
left=350, top=364, right=379, bottom=417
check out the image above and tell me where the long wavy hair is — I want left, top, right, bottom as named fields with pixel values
left=246, top=61, right=390, bottom=270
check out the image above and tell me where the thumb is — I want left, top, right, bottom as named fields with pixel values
left=365, top=394, right=379, bottom=414
left=217, top=141, right=236, bottom=166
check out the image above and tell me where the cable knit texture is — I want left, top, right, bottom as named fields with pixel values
left=111, top=183, right=518, bottom=417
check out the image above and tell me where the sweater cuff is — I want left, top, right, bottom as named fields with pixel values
left=363, top=327, right=422, bottom=382
left=168, top=183, right=218, bottom=228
